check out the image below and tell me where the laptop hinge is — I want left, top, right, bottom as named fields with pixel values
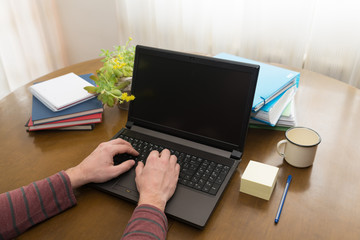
left=231, top=150, right=242, bottom=160
left=126, top=121, right=134, bottom=129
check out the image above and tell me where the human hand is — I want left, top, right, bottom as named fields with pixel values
left=135, top=149, right=180, bottom=211
left=66, top=138, right=139, bottom=188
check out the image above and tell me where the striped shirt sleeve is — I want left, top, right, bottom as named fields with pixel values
left=0, top=171, right=77, bottom=240
left=122, top=204, right=168, bottom=240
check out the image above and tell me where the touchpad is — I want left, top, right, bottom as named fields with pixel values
left=113, top=169, right=139, bottom=198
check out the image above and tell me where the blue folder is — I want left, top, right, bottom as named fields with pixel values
left=214, top=53, right=300, bottom=112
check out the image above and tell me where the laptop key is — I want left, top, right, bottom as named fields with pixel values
left=209, top=183, right=221, bottom=195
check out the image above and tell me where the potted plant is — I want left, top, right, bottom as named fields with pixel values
left=84, top=37, right=135, bottom=107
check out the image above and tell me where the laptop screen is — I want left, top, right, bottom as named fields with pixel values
left=128, top=46, right=259, bottom=152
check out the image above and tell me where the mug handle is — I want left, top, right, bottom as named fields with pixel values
left=277, top=139, right=287, bottom=158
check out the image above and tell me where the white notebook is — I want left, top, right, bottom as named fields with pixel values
left=29, top=72, right=95, bottom=112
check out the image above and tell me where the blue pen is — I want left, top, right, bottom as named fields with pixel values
left=275, top=175, right=292, bottom=224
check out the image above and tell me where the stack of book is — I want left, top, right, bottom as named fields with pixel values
left=26, top=73, right=103, bottom=131
left=214, top=53, right=300, bottom=131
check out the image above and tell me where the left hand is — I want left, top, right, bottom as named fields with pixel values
left=66, top=138, right=139, bottom=188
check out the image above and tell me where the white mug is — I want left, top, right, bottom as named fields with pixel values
left=277, top=127, right=321, bottom=168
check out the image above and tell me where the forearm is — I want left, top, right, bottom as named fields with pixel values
left=0, top=171, right=77, bottom=239
left=65, top=165, right=88, bottom=189
left=122, top=204, right=168, bottom=240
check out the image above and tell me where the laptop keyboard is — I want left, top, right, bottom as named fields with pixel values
left=114, top=132, right=231, bottom=195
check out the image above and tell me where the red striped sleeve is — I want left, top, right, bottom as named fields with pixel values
left=0, top=171, right=76, bottom=239
left=122, top=204, right=168, bottom=240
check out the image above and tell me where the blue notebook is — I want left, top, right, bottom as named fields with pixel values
left=214, top=53, right=300, bottom=112
left=31, top=74, right=103, bottom=125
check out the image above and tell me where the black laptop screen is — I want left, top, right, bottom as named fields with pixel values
left=128, top=46, right=259, bottom=152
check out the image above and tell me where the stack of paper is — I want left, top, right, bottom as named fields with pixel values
left=276, top=100, right=297, bottom=127
left=251, top=85, right=296, bottom=126
left=26, top=74, right=104, bottom=131
left=249, top=100, right=297, bottom=131
left=240, top=160, right=279, bottom=200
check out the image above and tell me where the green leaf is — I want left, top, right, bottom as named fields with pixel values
left=113, top=69, right=122, bottom=78
left=116, top=80, right=130, bottom=90
left=107, top=96, right=116, bottom=107
left=106, top=65, right=113, bottom=73
left=109, top=74, right=117, bottom=84
left=84, top=86, right=97, bottom=93
left=89, top=75, right=98, bottom=82
left=111, top=89, right=122, bottom=96
left=102, top=94, right=109, bottom=104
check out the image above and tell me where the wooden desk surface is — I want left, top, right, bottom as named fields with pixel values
left=1, top=59, right=360, bottom=240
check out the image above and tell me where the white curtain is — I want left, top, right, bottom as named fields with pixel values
left=1, top=0, right=360, bottom=101
left=116, top=0, right=360, bottom=88
left=0, top=0, right=67, bottom=100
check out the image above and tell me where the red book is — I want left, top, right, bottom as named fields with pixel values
left=26, top=113, right=102, bottom=131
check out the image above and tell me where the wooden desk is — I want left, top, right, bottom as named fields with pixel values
left=1, top=59, right=360, bottom=240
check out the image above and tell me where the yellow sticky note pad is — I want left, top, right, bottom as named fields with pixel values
left=240, top=160, right=279, bottom=200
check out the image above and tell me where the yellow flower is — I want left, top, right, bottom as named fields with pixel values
left=113, top=62, right=126, bottom=69
left=120, top=92, right=135, bottom=102
left=120, top=92, right=128, bottom=100
left=127, top=95, right=135, bottom=101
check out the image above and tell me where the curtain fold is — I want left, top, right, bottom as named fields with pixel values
left=0, top=0, right=67, bottom=100
left=116, top=0, right=360, bottom=88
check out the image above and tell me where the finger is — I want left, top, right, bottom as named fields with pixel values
left=169, top=154, right=178, bottom=165
left=112, top=160, right=136, bottom=176
left=175, top=163, right=180, bottom=175
left=146, top=150, right=160, bottom=163
left=135, top=161, right=144, bottom=176
left=172, top=163, right=181, bottom=186
left=159, top=149, right=170, bottom=159
left=123, top=145, right=139, bottom=156
left=109, top=144, right=139, bottom=157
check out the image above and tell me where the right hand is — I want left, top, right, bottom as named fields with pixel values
left=135, top=149, right=180, bottom=211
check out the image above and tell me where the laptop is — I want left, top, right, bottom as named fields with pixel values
left=93, top=45, right=259, bottom=229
